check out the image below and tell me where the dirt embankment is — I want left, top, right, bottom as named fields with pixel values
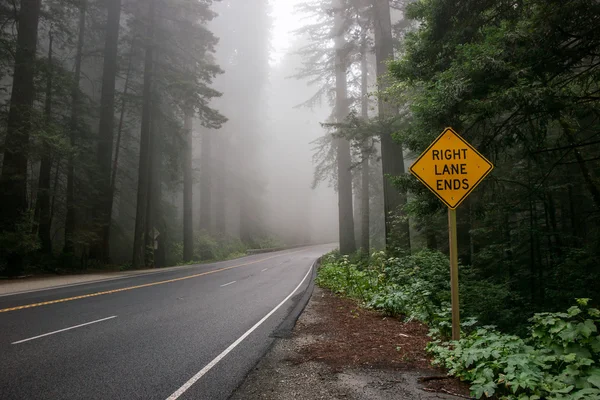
left=231, top=287, right=472, bottom=400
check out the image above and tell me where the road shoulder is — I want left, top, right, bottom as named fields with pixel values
left=0, top=246, right=325, bottom=297
left=231, top=286, right=471, bottom=400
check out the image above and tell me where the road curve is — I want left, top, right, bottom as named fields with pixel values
left=0, top=244, right=333, bottom=400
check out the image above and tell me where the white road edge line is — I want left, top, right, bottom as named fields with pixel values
left=11, top=316, right=118, bottom=345
left=261, top=268, right=268, bottom=272
left=166, top=263, right=314, bottom=400
left=220, top=281, right=237, bottom=287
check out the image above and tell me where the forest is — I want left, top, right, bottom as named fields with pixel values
left=289, top=0, right=600, bottom=331
left=0, top=0, right=343, bottom=277
left=1, top=0, right=599, bottom=397
left=309, top=0, right=600, bottom=398
left=0, top=0, right=598, bottom=320
left=391, top=0, right=600, bottom=330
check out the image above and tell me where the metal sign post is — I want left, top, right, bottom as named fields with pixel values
left=410, top=127, right=493, bottom=340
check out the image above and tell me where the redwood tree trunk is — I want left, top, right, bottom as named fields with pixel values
left=214, top=135, right=226, bottom=235
left=132, top=0, right=155, bottom=268
left=353, top=187, right=362, bottom=246
left=372, top=0, right=410, bottom=251
left=360, top=32, right=370, bottom=254
left=107, top=41, right=134, bottom=243
left=182, top=110, right=194, bottom=261
left=0, top=0, right=42, bottom=274
left=36, top=30, right=54, bottom=255
left=144, top=106, right=156, bottom=268
left=333, top=0, right=356, bottom=255
left=199, top=129, right=212, bottom=232
left=64, top=0, right=86, bottom=259
left=93, top=0, right=122, bottom=263
left=152, top=114, right=165, bottom=268
left=49, top=159, right=61, bottom=225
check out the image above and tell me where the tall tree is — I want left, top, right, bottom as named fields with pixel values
left=359, top=29, right=370, bottom=253
left=144, top=100, right=157, bottom=267
left=64, top=0, right=86, bottom=258
left=108, top=39, right=135, bottom=238
left=199, top=128, right=212, bottom=232
left=213, top=134, right=227, bottom=235
left=333, top=0, right=357, bottom=254
left=132, top=0, right=155, bottom=268
left=130, top=0, right=224, bottom=266
left=151, top=112, right=165, bottom=267
left=293, top=0, right=367, bottom=253
left=372, top=0, right=410, bottom=250
left=36, top=30, right=55, bottom=255
left=388, top=0, right=600, bottom=329
left=0, top=0, right=43, bottom=274
left=211, top=0, right=270, bottom=246
left=182, top=110, right=194, bottom=261
left=93, top=0, right=122, bottom=262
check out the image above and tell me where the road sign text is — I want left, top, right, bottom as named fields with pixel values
left=409, top=127, right=493, bottom=209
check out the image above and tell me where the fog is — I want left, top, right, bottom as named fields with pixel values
left=261, top=53, right=339, bottom=245
left=0, top=0, right=362, bottom=273
left=206, top=0, right=339, bottom=247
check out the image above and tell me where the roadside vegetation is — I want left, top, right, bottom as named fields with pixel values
left=169, top=234, right=284, bottom=268
left=311, top=1, right=600, bottom=397
left=317, top=251, right=600, bottom=399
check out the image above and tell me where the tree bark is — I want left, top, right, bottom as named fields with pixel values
left=49, top=159, right=61, bottom=227
left=93, top=0, right=122, bottom=263
left=214, top=135, right=226, bottom=235
left=352, top=177, right=362, bottom=246
left=372, top=0, right=410, bottom=251
left=0, top=0, right=42, bottom=274
left=107, top=41, right=134, bottom=242
left=240, top=196, right=253, bottom=245
left=354, top=186, right=362, bottom=247
left=36, top=30, right=54, bottom=255
left=152, top=114, right=165, bottom=268
left=144, top=104, right=157, bottom=268
left=360, top=32, right=370, bottom=254
left=132, top=0, right=155, bottom=268
left=182, top=110, right=194, bottom=261
left=64, top=0, right=86, bottom=259
left=333, top=0, right=356, bottom=255
left=199, top=129, right=212, bottom=232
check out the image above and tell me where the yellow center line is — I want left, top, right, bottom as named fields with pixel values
left=0, top=249, right=306, bottom=314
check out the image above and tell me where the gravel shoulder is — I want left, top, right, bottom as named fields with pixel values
left=230, top=286, right=471, bottom=400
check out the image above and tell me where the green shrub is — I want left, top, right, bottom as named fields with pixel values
left=428, top=299, right=600, bottom=399
left=195, top=232, right=220, bottom=260
left=195, top=233, right=247, bottom=261
left=316, top=253, right=384, bottom=303
left=169, top=241, right=184, bottom=265
left=251, top=237, right=285, bottom=249
left=167, top=233, right=249, bottom=265
left=317, top=251, right=600, bottom=400
left=0, top=210, right=40, bottom=275
left=366, top=250, right=451, bottom=323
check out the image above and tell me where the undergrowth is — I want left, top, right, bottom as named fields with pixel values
left=316, top=250, right=600, bottom=399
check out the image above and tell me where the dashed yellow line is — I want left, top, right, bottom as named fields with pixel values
left=0, top=250, right=305, bottom=314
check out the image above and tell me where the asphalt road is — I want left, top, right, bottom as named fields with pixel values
left=0, top=245, right=333, bottom=400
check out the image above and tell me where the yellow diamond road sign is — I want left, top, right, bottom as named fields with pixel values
left=409, top=127, right=493, bottom=209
